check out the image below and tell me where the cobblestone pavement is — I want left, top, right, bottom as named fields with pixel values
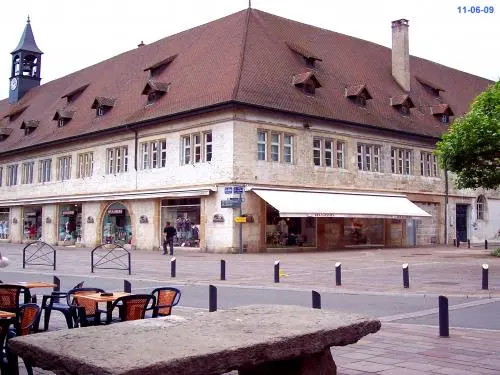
left=1, top=242, right=498, bottom=374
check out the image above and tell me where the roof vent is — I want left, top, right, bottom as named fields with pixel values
left=61, top=84, right=89, bottom=103
left=292, top=72, right=321, bottom=96
left=345, top=84, right=372, bottom=107
left=144, top=54, right=177, bottom=77
left=0, top=127, right=13, bottom=141
left=20, top=120, right=40, bottom=135
left=286, top=42, right=322, bottom=67
left=138, top=41, right=145, bottom=47
left=390, top=94, right=415, bottom=115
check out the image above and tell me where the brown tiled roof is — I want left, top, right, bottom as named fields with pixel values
left=345, top=84, right=372, bottom=99
left=0, top=128, right=13, bottom=135
left=430, top=104, right=454, bottom=116
left=61, top=84, right=90, bottom=99
left=141, top=80, right=171, bottom=95
left=20, top=120, right=40, bottom=129
left=292, top=72, right=321, bottom=87
left=144, top=54, right=178, bottom=72
left=3, top=105, right=28, bottom=119
left=52, top=110, right=75, bottom=120
left=390, top=95, right=415, bottom=108
left=416, top=76, right=445, bottom=92
left=286, top=42, right=322, bottom=61
left=0, top=8, right=492, bottom=155
left=91, top=97, right=117, bottom=109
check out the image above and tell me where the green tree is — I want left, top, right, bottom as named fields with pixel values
left=436, top=81, right=500, bottom=190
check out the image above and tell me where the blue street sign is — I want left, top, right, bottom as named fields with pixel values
left=233, top=186, right=244, bottom=194
left=224, top=187, right=233, bottom=194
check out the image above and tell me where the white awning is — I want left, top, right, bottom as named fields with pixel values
left=253, top=189, right=431, bottom=219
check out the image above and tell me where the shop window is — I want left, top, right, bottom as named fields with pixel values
left=265, top=204, right=316, bottom=247
left=161, top=198, right=200, bottom=247
left=38, top=159, right=52, bottom=183
left=420, top=151, right=438, bottom=177
left=23, top=207, right=42, bottom=240
left=180, top=131, right=212, bottom=165
left=58, top=204, right=82, bottom=243
left=6, top=164, right=18, bottom=186
left=77, top=152, right=94, bottom=178
left=102, top=203, right=132, bottom=245
left=476, top=195, right=486, bottom=220
left=391, top=147, right=412, bottom=175
left=57, top=156, right=72, bottom=181
left=21, top=162, right=35, bottom=184
left=0, top=208, right=10, bottom=240
left=106, top=146, right=128, bottom=174
left=357, top=143, right=381, bottom=172
left=344, top=218, right=384, bottom=246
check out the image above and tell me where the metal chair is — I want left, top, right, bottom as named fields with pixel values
left=149, top=287, right=181, bottom=317
left=40, top=281, right=84, bottom=331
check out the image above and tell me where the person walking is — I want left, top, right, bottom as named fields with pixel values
left=163, top=221, right=177, bottom=255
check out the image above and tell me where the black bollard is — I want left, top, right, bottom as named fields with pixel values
left=335, top=262, right=342, bottom=286
left=439, top=295, right=449, bottom=337
left=53, top=276, right=61, bottom=303
left=453, top=239, right=456, bottom=247
left=402, top=263, right=410, bottom=288
left=485, top=240, right=488, bottom=250
left=170, top=257, right=176, bottom=278
left=312, top=290, right=321, bottom=309
left=220, top=259, right=226, bottom=281
left=456, top=240, right=460, bottom=248
left=274, top=261, right=280, bottom=283
left=468, top=239, right=470, bottom=248
left=124, top=280, right=131, bottom=293
left=209, top=285, right=217, bottom=312
left=482, top=264, right=489, bottom=290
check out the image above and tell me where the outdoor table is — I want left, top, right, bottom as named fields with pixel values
left=9, top=304, right=381, bottom=375
left=76, top=292, right=131, bottom=323
left=0, top=310, right=16, bottom=319
left=14, top=282, right=58, bottom=303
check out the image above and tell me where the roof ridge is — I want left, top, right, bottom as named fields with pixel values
left=231, top=8, right=252, bottom=100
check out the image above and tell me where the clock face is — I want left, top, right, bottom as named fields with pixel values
left=10, top=78, right=18, bottom=91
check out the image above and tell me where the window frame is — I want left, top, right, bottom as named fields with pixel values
left=180, top=131, right=213, bottom=165
left=21, top=161, right=34, bottom=184
left=420, top=151, right=439, bottom=177
left=357, top=143, right=382, bottom=172
left=476, top=195, right=486, bottom=221
left=106, top=146, right=129, bottom=175
left=77, top=152, right=94, bottom=178
left=38, top=159, right=52, bottom=183
left=57, top=156, right=72, bottom=181
left=257, top=130, right=267, bottom=161
left=391, top=147, right=412, bottom=175
left=6, top=164, right=18, bottom=186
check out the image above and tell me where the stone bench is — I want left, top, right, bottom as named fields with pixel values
left=10, top=305, right=381, bottom=375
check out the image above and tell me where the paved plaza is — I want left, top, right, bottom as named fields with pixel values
left=1, top=242, right=499, bottom=374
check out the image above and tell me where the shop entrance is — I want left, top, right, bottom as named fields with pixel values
left=23, top=206, right=42, bottom=240
left=161, top=198, right=201, bottom=247
left=58, top=204, right=82, bottom=244
left=102, top=203, right=132, bottom=245
left=265, top=204, right=316, bottom=247
left=0, top=208, right=10, bottom=240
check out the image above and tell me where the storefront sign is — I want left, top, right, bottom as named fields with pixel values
left=62, top=210, right=75, bottom=216
left=25, top=212, right=37, bottom=218
left=108, top=209, right=124, bottom=215
left=234, top=216, right=247, bottom=223
left=221, top=200, right=241, bottom=208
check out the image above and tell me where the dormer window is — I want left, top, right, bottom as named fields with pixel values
left=4, top=105, right=28, bottom=122
left=292, top=72, right=321, bottom=96
left=61, top=84, right=89, bottom=104
left=53, top=110, right=74, bottom=127
left=416, top=77, right=445, bottom=98
left=142, top=80, right=170, bottom=105
left=430, top=104, right=454, bottom=124
left=0, top=128, right=13, bottom=142
left=20, top=120, right=39, bottom=136
left=144, top=54, right=178, bottom=77
left=345, top=84, right=373, bottom=108
left=91, top=96, right=116, bottom=117
left=286, top=42, right=322, bottom=68
left=390, top=95, right=415, bottom=116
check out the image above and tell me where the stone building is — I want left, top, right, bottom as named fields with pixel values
left=0, top=9, right=497, bottom=252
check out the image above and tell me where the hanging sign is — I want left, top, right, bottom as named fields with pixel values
left=108, top=209, right=124, bottom=215
left=62, top=210, right=75, bottom=216
left=234, top=216, right=247, bottom=223
left=25, top=212, right=37, bottom=218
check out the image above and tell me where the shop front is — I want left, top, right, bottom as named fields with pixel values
left=58, top=204, right=83, bottom=245
left=0, top=208, right=10, bottom=241
left=255, top=188, right=431, bottom=250
left=102, top=203, right=132, bottom=245
left=161, top=198, right=200, bottom=247
left=23, top=206, right=42, bottom=241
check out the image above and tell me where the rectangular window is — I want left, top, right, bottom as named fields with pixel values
left=313, top=138, right=321, bottom=166
left=283, top=135, right=292, bottom=164
left=38, top=159, right=51, bottom=183
left=151, top=141, right=159, bottom=169
left=160, top=140, right=167, bottom=167
left=271, top=133, right=280, bottom=162
left=77, top=152, right=93, bottom=178
left=106, top=146, right=128, bottom=174
left=182, top=136, right=191, bottom=165
left=141, top=140, right=166, bottom=169
left=21, top=162, right=34, bottom=184
left=205, top=132, right=213, bottom=162
left=324, top=139, right=333, bottom=167
left=336, top=141, right=345, bottom=168
left=420, top=151, right=438, bottom=177
left=391, top=148, right=412, bottom=175
left=194, top=134, right=201, bottom=163
left=6, top=164, right=18, bottom=186
left=257, top=131, right=267, bottom=161
left=357, top=144, right=381, bottom=172
left=57, top=156, right=72, bottom=181
left=141, top=143, right=149, bottom=170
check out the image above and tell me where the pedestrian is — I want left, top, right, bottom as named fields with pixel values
left=163, top=221, right=177, bottom=255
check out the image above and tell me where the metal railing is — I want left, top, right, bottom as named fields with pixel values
left=91, top=243, right=131, bottom=275
left=22, top=240, right=56, bottom=270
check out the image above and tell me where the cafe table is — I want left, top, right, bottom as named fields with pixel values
left=14, top=281, right=58, bottom=303
left=76, top=292, right=131, bottom=324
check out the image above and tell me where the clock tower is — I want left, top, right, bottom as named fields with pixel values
left=9, top=16, right=43, bottom=104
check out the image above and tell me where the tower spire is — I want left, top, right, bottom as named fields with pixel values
left=12, top=16, right=43, bottom=54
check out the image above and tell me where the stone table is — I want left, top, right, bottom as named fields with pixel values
left=10, top=305, right=381, bottom=375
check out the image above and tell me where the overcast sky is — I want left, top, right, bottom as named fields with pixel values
left=0, top=0, right=498, bottom=99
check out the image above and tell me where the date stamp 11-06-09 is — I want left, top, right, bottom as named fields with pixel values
left=457, top=5, right=495, bottom=13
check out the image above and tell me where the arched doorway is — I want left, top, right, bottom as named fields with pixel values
left=102, top=202, right=132, bottom=245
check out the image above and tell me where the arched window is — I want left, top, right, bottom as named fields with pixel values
left=476, top=195, right=486, bottom=220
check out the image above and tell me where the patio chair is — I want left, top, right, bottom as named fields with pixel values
left=69, top=287, right=105, bottom=327
left=40, top=281, right=84, bottom=331
left=0, top=284, right=31, bottom=316
left=148, top=287, right=181, bottom=317
left=2, top=303, right=41, bottom=375
left=104, top=294, right=156, bottom=324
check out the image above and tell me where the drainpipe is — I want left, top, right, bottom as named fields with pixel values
left=444, top=168, right=448, bottom=245
left=134, top=130, right=139, bottom=190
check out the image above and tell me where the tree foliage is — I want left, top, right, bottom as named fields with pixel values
left=436, top=81, right=500, bottom=190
